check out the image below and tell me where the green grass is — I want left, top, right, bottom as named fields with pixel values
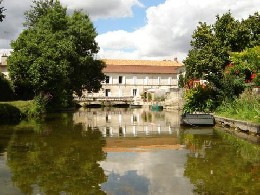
left=215, top=89, right=260, bottom=124
left=0, top=101, right=34, bottom=122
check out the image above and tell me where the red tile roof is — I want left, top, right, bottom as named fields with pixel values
left=103, top=59, right=183, bottom=67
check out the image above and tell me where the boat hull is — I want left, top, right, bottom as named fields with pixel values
left=180, top=113, right=215, bottom=126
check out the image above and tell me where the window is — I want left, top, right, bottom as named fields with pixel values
left=168, top=77, right=172, bottom=85
left=119, top=76, right=123, bottom=84
left=105, top=76, right=110, bottom=84
left=158, top=77, right=161, bottom=85
left=105, top=89, right=111, bottom=97
left=133, top=89, right=137, bottom=96
left=133, top=76, right=137, bottom=85
left=144, top=76, right=149, bottom=85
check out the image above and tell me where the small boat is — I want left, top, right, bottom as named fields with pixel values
left=129, top=104, right=142, bottom=108
left=180, top=113, right=215, bottom=126
left=150, top=104, right=163, bottom=111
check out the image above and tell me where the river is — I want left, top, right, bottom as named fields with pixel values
left=0, top=107, right=259, bottom=194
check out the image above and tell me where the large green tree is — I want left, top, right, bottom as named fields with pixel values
left=8, top=0, right=105, bottom=109
left=183, top=11, right=260, bottom=112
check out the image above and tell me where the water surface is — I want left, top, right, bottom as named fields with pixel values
left=0, top=108, right=259, bottom=194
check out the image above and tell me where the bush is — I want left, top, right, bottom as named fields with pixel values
left=0, top=100, right=46, bottom=122
left=0, top=103, right=21, bottom=123
left=183, top=85, right=218, bottom=113
left=0, top=73, right=14, bottom=101
left=215, top=89, right=260, bottom=123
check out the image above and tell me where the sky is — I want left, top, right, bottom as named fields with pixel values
left=0, top=0, right=259, bottom=62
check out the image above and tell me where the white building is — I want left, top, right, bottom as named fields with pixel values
left=0, top=54, right=8, bottom=78
left=0, top=49, right=12, bottom=78
left=85, top=59, right=184, bottom=100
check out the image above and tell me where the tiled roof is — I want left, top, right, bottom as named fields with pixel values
left=103, top=65, right=178, bottom=74
left=102, top=59, right=183, bottom=67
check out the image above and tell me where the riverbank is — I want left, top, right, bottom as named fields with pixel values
left=0, top=101, right=34, bottom=122
left=214, top=115, right=260, bottom=143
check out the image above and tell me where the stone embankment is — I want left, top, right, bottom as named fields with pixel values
left=214, top=116, right=260, bottom=143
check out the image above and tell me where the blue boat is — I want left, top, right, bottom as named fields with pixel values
left=150, top=104, right=163, bottom=111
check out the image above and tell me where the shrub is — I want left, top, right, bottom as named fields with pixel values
left=0, top=73, right=14, bottom=101
left=215, top=89, right=260, bottom=123
left=0, top=103, right=21, bottom=123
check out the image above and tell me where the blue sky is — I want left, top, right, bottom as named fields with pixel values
left=1, top=0, right=260, bottom=61
left=94, top=0, right=166, bottom=33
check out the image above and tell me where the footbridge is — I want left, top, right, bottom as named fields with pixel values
left=75, top=96, right=134, bottom=107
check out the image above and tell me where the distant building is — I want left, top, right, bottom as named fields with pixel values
left=83, top=59, right=185, bottom=100
left=0, top=54, right=8, bottom=78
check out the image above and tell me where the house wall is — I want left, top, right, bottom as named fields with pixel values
left=0, top=55, right=8, bottom=78
left=85, top=72, right=179, bottom=97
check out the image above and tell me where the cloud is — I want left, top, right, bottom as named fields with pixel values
left=0, top=0, right=143, bottom=48
left=0, top=0, right=31, bottom=48
left=61, top=0, right=144, bottom=20
left=0, top=0, right=259, bottom=61
left=96, top=0, right=260, bottom=61
left=99, top=150, right=194, bottom=194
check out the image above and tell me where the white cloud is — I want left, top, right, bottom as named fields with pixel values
left=0, top=0, right=259, bottom=61
left=99, top=150, right=194, bottom=194
left=96, top=0, right=260, bottom=61
left=0, top=0, right=143, bottom=48
left=61, top=0, right=143, bottom=20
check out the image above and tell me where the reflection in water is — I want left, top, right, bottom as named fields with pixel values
left=183, top=130, right=260, bottom=194
left=5, top=114, right=107, bottom=194
left=0, top=108, right=259, bottom=194
left=73, top=108, right=181, bottom=137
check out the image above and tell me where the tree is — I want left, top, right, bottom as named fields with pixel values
left=0, top=0, right=5, bottom=22
left=242, top=12, right=260, bottom=48
left=229, top=46, right=260, bottom=86
left=8, top=0, right=105, bottom=110
left=0, top=73, right=14, bottom=101
left=183, top=11, right=259, bottom=112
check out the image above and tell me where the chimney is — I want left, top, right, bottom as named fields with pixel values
left=174, top=57, right=178, bottom=62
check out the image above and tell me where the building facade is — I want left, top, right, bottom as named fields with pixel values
left=84, top=59, right=184, bottom=100
left=0, top=54, right=8, bottom=78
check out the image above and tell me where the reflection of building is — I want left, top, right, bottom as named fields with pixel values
left=83, top=59, right=184, bottom=99
left=73, top=108, right=181, bottom=137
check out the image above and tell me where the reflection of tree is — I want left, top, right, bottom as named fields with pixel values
left=141, top=111, right=152, bottom=122
left=0, top=126, right=16, bottom=153
left=7, top=113, right=107, bottom=194
left=183, top=130, right=260, bottom=194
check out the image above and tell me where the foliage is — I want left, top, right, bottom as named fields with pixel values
left=183, top=11, right=260, bottom=111
left=0, top=103, right=21, bottom=123
left=8, top=0, right=105, bottom=111
left=215, top=89, right=260, bottom=123
left=178, top=74, right=185, bottom=88
left=220, top=73, right=245, bottom=101
left=27, top=94, right=47, bottom=118
left=183, top=85, right=218, bottom=113
left=5, top=100, right=34, bottom=115
left=229, top=46, right=260, bottom=86
left=0, top=73, right=14, bottom=101
left=0, top=100, right=47, bottom=121
left=0, top=0, right=5, bottom=22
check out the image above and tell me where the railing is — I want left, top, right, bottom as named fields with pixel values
left=76, top=96, right=134, bottom=102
